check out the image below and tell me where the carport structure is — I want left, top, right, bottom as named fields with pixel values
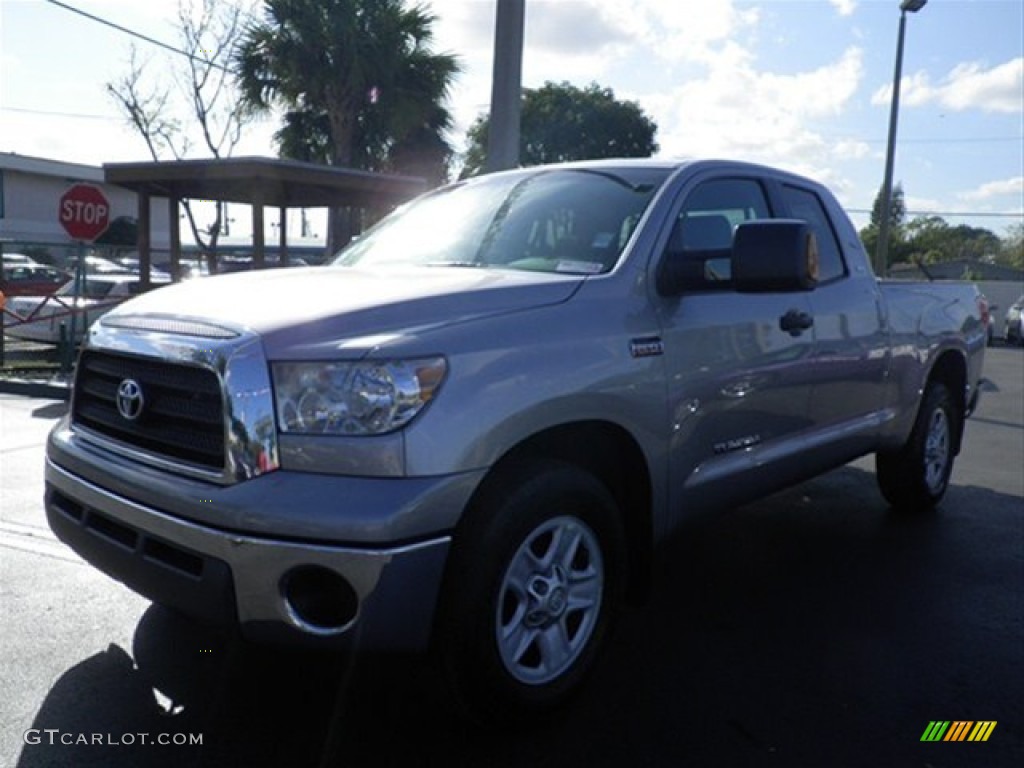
left=104, top=156, right=427, bottom=284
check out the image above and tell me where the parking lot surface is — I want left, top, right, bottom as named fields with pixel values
left=1, top=346, right=1021, bottom=767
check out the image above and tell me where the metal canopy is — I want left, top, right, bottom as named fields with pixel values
left=103, top=155, right=427, bottom=209
left=102, top=156, right=427, bottom=282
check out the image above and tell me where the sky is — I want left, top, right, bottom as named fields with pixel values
left=1, top=0, right=1022, bottom=240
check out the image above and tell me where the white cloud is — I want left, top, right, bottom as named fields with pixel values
left=526, top=1, right=632, bottom=54
left=942, top=59, right=1024, bottom=113
left=873, top=58, right=1024, bottom=114
left=829, top=0, right=857, bottom=17
left=960, top=177, right=1024, bottom=202
left=436, top=1, right=640, bottom=153
left=605, top=0, right=761, bottom=65
left=833, top=139, right=872, bottom=160
left=904, top=196, right=946, bottom=215
left=436, top=0, right=867, bottom=185
left=651, top=46, right=865, bottom=179
left=437, top=0, right=769, bottom=144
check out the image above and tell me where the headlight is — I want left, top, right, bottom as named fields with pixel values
left=272, top=358, right=446, bottom=435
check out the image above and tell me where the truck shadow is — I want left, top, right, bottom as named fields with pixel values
left=18, top=466, right=1023, bottom=767
left=16, top=605, right=347, bottom=767
left=30, top=401, right=67, bottom=420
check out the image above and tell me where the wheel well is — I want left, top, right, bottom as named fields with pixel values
left=472, top=422, right=654, bottom=604
left=927, top=351, right=968, bottom=453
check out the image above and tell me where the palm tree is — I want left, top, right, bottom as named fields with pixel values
left=235, top=0, right=459, bottom=247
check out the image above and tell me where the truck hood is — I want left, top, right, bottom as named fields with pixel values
left=101, top=265, right=584, bottom=357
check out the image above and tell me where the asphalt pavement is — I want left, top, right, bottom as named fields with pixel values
left=1, top=346, right=1021, bottom=767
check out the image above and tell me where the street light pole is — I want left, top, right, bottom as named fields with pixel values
left=485, top=0, right=526, bottom=173
left=875, top=0, right=927, bottom=278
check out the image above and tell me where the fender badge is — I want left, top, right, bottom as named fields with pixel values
left=630, top=337, right=664, bottom=358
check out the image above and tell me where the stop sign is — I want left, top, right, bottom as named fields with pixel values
left=59, top=183, right=111, bottom=241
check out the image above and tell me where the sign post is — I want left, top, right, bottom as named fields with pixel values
left=58, top=184, right=111, bottom=373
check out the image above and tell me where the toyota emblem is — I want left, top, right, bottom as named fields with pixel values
left=116, top=379, right=145, bottom=421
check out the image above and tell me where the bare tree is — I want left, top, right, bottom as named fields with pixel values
left=107, top=0, right=255, bottom=270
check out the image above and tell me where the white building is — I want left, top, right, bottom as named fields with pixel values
left=0, top=151, right=170, bottom=263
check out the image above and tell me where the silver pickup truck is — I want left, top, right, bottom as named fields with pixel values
left=45, top=159, right=986, bottom=718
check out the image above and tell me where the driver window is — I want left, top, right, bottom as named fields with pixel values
left=664, top=178, right=772, bottom=290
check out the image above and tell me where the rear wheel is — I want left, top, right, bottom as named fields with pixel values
left=876, top=381, right=958, bottom=512
left=435, top=461, right=625, bottom=721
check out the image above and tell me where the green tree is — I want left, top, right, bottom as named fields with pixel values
left=861, top=182, right=909, bottom=264
left=903, top=215, right=951, bottom=264
left=900, top=215, right=1004, bottom=267
left=947, top=224, right=1001, bottom=262
left=461, top=81, right=659, bottom=178
left=235, top=0, right=459, bottom=249
left=870, top=181, right=906, bottom=230
left=999, top=223, right=1024, bottom=269
left=94, top=217, right=140, bottom=249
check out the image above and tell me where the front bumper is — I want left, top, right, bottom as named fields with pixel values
left=45, top=429, right=483, bottom=650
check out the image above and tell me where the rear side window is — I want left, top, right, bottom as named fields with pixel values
left=664, top=178, right=772, bottom=289
left=781, top=185, right=846, bottom=282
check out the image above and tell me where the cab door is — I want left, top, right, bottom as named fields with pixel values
left=651, top=175, right=815, bottom=513
left=778, top=182, right=889, bottom=461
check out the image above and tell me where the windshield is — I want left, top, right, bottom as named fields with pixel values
left=333, top=168, right=668, bottom=275
left=57, top=279, right=116, bottom=299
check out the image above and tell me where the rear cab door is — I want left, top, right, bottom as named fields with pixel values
left=777, top=181, right=891, bottom=461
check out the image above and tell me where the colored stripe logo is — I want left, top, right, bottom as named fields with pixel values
left=921, top=721, right=997, bottom=742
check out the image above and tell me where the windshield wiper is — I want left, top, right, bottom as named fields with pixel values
left=423, top=260, right=484, bottom=268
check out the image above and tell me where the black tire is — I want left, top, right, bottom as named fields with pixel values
left=434, top=460, right=626, bottom=722
left=876, top=381, right=958, bottom=512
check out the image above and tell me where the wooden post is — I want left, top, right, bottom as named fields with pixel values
left=253, top=193, right=265, bottom=270
left=279, top=207, right=288, bottom=267
left=168, top=197, right=181, bottom=281
left=138, top=192, right=151, bottom=289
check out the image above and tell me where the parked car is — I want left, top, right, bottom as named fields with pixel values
left=0, top=264, right=71, bottom=297
left=83, top=255, right=133, bottom=275
left=1005, top=294, right=1024, bottom=345
left=215, top=254, right=311, bottom=273
left=45, top=158, right=986, bottom=721
left=117, top=256, right=210, bottom=280
left=3, top=273, right=169, bottom=343
left=1, top=252, right=43, bottom=269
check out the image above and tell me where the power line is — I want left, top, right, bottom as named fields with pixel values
left=43, top=0, right=231, bottom=73
left=848, top=209, right=1023, bottom=219
left=835, top=136, right=1024, bottom=145
left=1, top=104, right=276, bottom=125
left=2, top=105, right=119, bottom=121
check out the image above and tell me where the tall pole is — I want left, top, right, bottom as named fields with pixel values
left=876, top=0, right=926, bottom=278
left=485, top=0, right=525, bottom=173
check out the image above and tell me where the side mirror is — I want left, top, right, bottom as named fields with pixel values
left=732, top=220, right=819, bottom=293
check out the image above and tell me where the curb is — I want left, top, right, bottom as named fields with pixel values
left=0, top=377, right=71, bottom=400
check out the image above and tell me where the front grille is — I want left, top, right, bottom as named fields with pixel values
left=73, top=350, right=225, bottom=471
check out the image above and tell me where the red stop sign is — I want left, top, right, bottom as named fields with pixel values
left=59, top=183, right=111, bottom=241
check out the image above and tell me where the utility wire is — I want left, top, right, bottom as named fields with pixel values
left=834, top=136, right=1023, bottom=145
left=848, top=209, right=1023, bottom=219
left=1, top=104, right=275, bottom=125
left=2, top=105, right=119, bottom=121
left=43, top=0, right=231, bottom=73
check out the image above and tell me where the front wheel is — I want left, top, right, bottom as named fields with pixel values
left=876, top=381, right=958, bottom=512
left=435, top=461, right=625, bottom=721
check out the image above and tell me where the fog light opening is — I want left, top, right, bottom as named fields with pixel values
left=281, top=566, right=359, bottom=636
